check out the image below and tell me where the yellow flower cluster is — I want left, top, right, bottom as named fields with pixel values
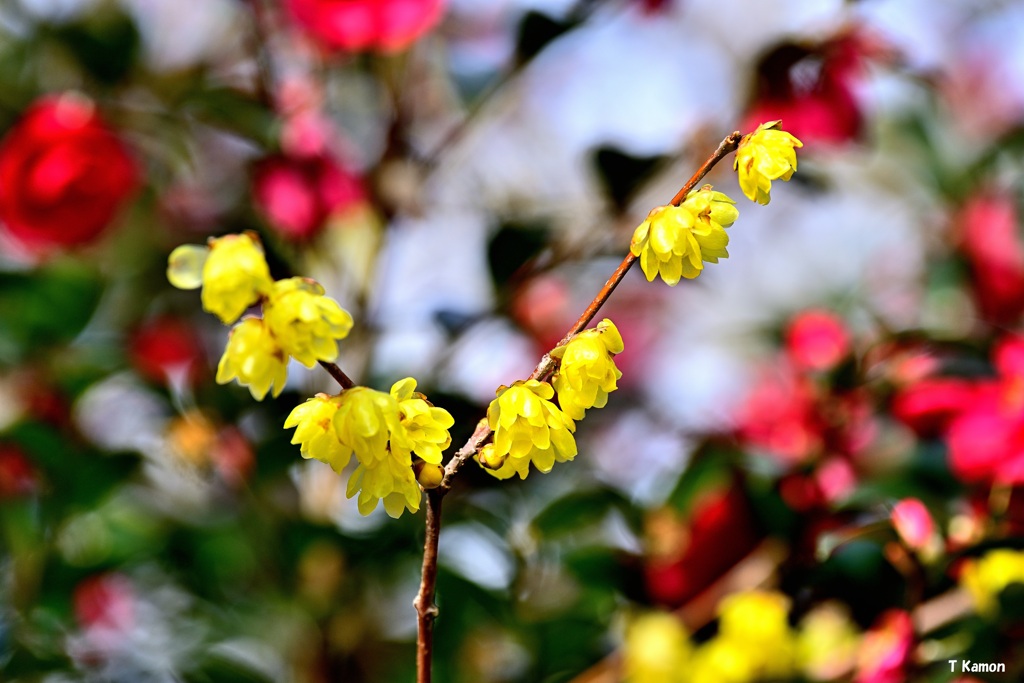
left=479, top=380, right=577, bottom=480
left=734, top=121, right=803, bottom=205
left=285, top=378, right=454, bottom=518
left=623, top=612, right=691, bottom=683
left=960, top=548, right=1024, bottom=616
left=623, top=592, right=863, bottom=683
left=630, top=187, right=738, bottom=285
left=551, top=319, right=623, bottom=420
left=167, top=232, right=352, bottom=399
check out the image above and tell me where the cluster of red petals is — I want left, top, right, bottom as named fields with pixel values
left=285, top=0, right=445, bottom=53
left=252, top=153, right=365, bottom=241
left=958, top=191, right=1024, bottom=324
left=130, top=317, right=205, bottom=385
left=644, top=485, right=761, bottom=608
left=0, top=444, right=37, bottom=499
left=745, top=32, right=872, bottom=145
left=893, top=337, right=1024, bottom=485
left=0, top=95, right=137, bottom=250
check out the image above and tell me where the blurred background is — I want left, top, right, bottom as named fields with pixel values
left=3, top=0, right=1024, bottom=681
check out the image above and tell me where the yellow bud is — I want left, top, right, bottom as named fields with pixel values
left=415, top=462, right=444, bottom=489
left=477, top=444, right=507, bottom=471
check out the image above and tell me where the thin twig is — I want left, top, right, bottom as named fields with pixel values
left=413, top=490, right=444, bottom=683
left=318, top=360, right=355, bottom=390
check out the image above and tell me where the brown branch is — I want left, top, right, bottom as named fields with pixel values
left=318, top=360, right=355, bottom=390
left=413, top=489, right=444, bottom=683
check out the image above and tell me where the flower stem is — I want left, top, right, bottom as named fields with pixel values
left=413, top=489, right=444, bottom=683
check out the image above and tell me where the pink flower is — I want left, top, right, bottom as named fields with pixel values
left=252, top=154, right=365, bottom=240
left=855, top=610, right=914, bottom=683
left=785, top=309, right=851, bottom=372
left=891, top=498, right=935, bottom=551
left=958, top=192, right=1024, bottom=324
left=285, top=0, right=445, bottom=53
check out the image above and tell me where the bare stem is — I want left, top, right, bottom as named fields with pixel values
left=413, top=490, right=444, bottom=683
left=318, top=360, right=355, bottom=390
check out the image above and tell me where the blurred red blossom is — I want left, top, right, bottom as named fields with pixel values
left=855, top=609, right=914, bottom=683
left=957, top=191, right=1024, bottom=324
left=891, top=377, right=977, bottom=437
left=0, top=95, right=137, bottom=250
left=745, top=32, right=875, bottom=145
left=73, top=574, right=135, bottom=634
left=0, top=444, right=37, bottom=498
left=252, top=153, right=365, bottom=240
left=738, top=364, right=824, bottom=464
left=644, top=484, right=761, bottom=607
left=945, top=336, right=1024, bottom=485
left=785, top=309, right=851, bottom=372
left=285, top=0, right=445, bottom=53
left=131, top=316, right=205, bottom=385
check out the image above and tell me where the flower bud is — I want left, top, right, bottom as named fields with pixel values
left=415, top=461, right=444, bottom=489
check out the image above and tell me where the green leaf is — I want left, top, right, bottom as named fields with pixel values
left=532, top=487, right=635, bottom=538
left=0, top=263, right=104, bottom=364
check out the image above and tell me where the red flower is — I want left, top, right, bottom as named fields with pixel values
left=891, top=377, right=977, bottom=437
left=785, top=309, right=851, bottom=372
left=0, top=444, right=37, bottom=499
left=130, top=317, right=204, bottom=385
left=252, top=154, right=365, bottom=240
left=285, top=0, right=445, bottom=53
left=958, top=192, right=1024, bottom=324
left=944, top=337, right=1024, bottom=484
left=0, top=95, right=137, bottom=250
left=737, top=364, right=824, bottom=464
left=644, top=485, right=760, bottom=607
left=745, top=33, right=871, bottom=146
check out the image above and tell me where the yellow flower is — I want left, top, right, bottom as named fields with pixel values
left=263, top=277, right=354, bottom=367
left=331, top=386, right=407, bottom=469
left=485, top=380, right=576, bottom=480
left=391, top=378, right=454, bottom=465
left=630, top=187, right=737, bottom=285
left=960, top=548, right=1024, bottom=616
left=734, top=120, right=803, bottom=205
left=284, top=394, right=349, bottom=471
left=623, top=612, right=690, bottom=683
left=715, top=590, right=797, bottom=679
left=797, top=603, right=860, bottom=681
left=330, top=386, right=422, bottom=517
left=167, top=233, right=274, bottom=324
left=347, top=457, right=421, bottom=517
left=689, top=637, right=753, bottom=683
left=215, top=318, right=288, bottom=400
left=551, top=318, right=624, bottom=420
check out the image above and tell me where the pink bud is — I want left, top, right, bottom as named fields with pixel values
left=891, top=498, right=934, bottom=551
left=785, top=309, right=851, bottom=372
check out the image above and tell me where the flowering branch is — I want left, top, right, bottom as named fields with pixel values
left=411, top=130, right=744, bottom=683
